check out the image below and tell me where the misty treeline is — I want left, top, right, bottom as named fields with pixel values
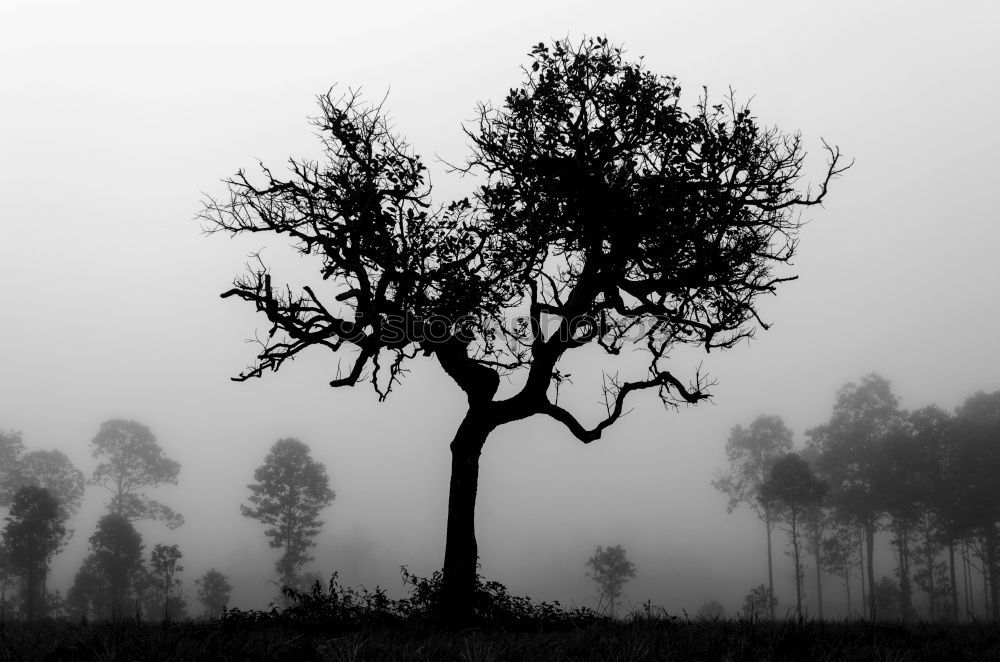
left=0, top=420, right=332, bottom=622
left=715, top=373, right=1000, bottom=623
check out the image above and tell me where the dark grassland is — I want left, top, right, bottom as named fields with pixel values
left=3, top=573, right=999, bottom=661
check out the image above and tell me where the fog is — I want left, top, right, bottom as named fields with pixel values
left=1, top=0, right=998, bottom=617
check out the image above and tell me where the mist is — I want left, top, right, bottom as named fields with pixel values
left=2, top=0, right=998, bottom=622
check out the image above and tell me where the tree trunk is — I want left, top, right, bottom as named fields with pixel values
left=987, top=529, right=999, bottom=620
left=791, top=513, right=802, bottom=618
left=844, top=559, right=852, bottom=618
left=858, top=533, right=866, bottom=618
left=949, top=542, right=958, bottom=621
left=866, top=519, right=876, bottom=620
left=813, top=528, right=823, bottom=620
left=439, top=411, right=491, bottom=626
left=765, top=511, right=776, bottom=620
left=897, top=527, right=912, bottom=621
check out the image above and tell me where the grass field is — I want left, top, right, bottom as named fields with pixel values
left=3, top=574, right=999, bottom=661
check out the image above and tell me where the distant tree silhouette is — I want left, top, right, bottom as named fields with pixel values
left=586, top=544, right=636, bottom=618
left=241, top=438, right=335, bottom=596
left=90, top=419, right=183, bottom=528
left=150, top=543, right=184, bottom=621
left=1, top=485, right=66, bottom=619
left=0, top=431, right=25, bottom=508
left=0, top=431, right=84, bottom=523
left=18, top=450, right=85, bottom=520
left=202, top=36, right=845, bottom=622
left=713, top=415, right=793, bottom=619
left=88, top=513, right=144, bottom=619
left=196, top=568, right=232, bottom=617
left=808, top=373, right=902, bottom=618
left=740, top=584, right=777, bottom=619
left=821, top=526, right=860, bottom=617
left=760, top=453, right=826, bottom=618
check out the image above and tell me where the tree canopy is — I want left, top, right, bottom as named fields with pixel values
left=90, top=419, right=184, bottom=529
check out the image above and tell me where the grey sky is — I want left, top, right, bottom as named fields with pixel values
left=1, top=1, right=998, bottom=612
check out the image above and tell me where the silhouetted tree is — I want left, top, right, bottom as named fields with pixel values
left=822, top=526, right=860, bottom=617
left=713, top=415, right=793, bottom=619
left=67, top=555, right=103, bottom=621
left=88, top=513, right=144, bottom=619
left=1, top=485, right=66, bottom=619
left=586, top=544, right=636, bottom=618
left=808, top=373, right=902, bottom=618
left=740, top=584, right=777, bottom=619
left=18, top=450, right=85, bottom=520
left=0, top=430, right=25, bottom=509
left=150, top=543, right=184, bottom=621
left=951, top=391, right=1000, bottom=619
left=196, top=568, right=232, bottom=618
left=760, top=453, right=826, bottom=618
left=241, top=438, right=335, bottom=595
left=202, top=36, right=845, bottom=622
left=90, top=419, right=183, bottom=528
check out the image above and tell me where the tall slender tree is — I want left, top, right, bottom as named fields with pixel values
left=241, top=438, right=335, bottom=595
left=760, top=453, right=827, bottom=618
left=808, top=373, right=902, bottom=618
left=713, top=415, right=793, bottom=619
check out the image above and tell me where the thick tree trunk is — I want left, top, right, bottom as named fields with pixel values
left=439, top=411, right=491, bottom=626
left=765, top=511, right=776, bottom=620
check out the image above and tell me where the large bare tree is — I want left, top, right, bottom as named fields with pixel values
left=202, top=37, right=846, bottom=623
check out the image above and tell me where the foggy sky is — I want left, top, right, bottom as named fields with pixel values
left=1, top=0, right=998, bottom=614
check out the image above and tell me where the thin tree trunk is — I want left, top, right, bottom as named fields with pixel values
left=440, top=411, right=491, bottom=626
left=844, top=559, right=852, bottom=618
left=897, top=527, right=912, bottom=621
left=866, top=519, right=876, bottom=620
left=949, top=542, right=958, bottom=621
left=858, top=533, right=866, bottom=618
left=791, top=513, right=802, bottom=618
left=766, top=511, right=776, bottom=620
left=813, top=529, right=824, bottom=620
left=988, top=529, right=1000, bottom=620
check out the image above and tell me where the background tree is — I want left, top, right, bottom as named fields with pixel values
left=0, top=430, right=25, bottom=509
left=808, top=373, right=902, bottom=618
left=196, top=568, right=232, bottom=618
left=90, top=419, right=184, bottom=528
left=202, top=36, right=844, bottom=622
left=713, top=415, right=793, bottom=619
left=822, top=527, right=860, bottom=617
left=150, top=543, right=184, bottom=621
left=586, top=544, right=636, bottom=618
left=241, top=438, right=335, bottom=595
left=17, top=450, right=85, bottom=520
left=67, top=555, right=103, bottom=622
left=951, top=391, right=1000, bottom=618
left=760, top=453, right=827, bottom=618
left=740, top=584, right=778, bottom=619
left=88, top=513, right=144, bottom=619
left=1, top=485, right=66, bottom=619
